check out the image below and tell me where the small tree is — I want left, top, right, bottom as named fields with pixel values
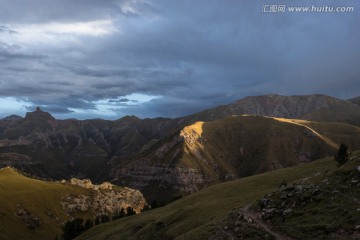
left=62, top=218, right=84, bottom=240
left=335, top=143, right=349, bottom=166
left=100, top=214, right=110, bottom=223
left=94, top=216, right=100, bottom=226
left=126, top=207, right=136, bottom=216
left=84, top=219, right=93, bottom=230
left=112, top=208, right=126, bottom=220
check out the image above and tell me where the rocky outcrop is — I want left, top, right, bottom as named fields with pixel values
left=61, top=178, right=146, bottom=218
left=14, top=204, right=42, bottom=230
left=69, top=178, right=114, bottom=190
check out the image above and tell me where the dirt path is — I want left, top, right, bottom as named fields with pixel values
left=274, top=118, right=338, bottom=149
left=241, top=204, right=294, bottom=240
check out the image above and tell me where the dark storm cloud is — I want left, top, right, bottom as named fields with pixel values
left=23, top=97, right=97, bottom=117
left=0, top=26, right=17, bottom=34
left=54, top=63, right=132, bottom=78
left=0, top=0, right=359, bottom=119
left=109, top=98, right=131, bottom=103
left=0, top=47, right=45, bottom=62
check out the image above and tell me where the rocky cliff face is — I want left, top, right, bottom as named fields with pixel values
left=113, top=158, right=213, bottom=193
left=61, top=178, right=146, bottom=219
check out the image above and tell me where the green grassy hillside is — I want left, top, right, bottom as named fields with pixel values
left=272, top=117, right=360, bottom=149
left=78, top=153, right=341, bottom=240
left=180, top=116, right=360, bottom=178
left=0, top=167, right=87, bottom=240
left=113, top=115, right=360, bottom=204
left=180, top=116, right=338, bottom=176
left=249, top=154, right=360, bottom=239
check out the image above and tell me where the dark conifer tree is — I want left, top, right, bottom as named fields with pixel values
left=335, top=143, right=349, bottom=166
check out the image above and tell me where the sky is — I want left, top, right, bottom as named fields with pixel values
left=0, top=0, right=359, bottom=119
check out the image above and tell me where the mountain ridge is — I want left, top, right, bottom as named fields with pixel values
left=187, top=94, right=360, bottom=125
left=2, top=94, right=359, bottom=122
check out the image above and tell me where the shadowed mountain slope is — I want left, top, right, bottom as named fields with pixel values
left=0, top=110, right=186, bottom=181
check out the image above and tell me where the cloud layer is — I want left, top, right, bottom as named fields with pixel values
left=0, top=0, right=359, bottom=119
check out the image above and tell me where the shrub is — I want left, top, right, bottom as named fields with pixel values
left=334, top=143, right=349, bottom=167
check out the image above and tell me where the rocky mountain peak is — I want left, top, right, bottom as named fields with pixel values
left=24, top=107, right=55, bottom=121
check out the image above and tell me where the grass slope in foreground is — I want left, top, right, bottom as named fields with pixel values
left=0, top=167, right=88, bottom=240
left=77, top=153, right=343, bottom=240
left=247, top=153, right=360, bottom=239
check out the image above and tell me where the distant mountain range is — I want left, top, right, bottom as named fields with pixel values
left=189, top=94, right=360, bottom=125
left=1, top=94, right=360, bottom=203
